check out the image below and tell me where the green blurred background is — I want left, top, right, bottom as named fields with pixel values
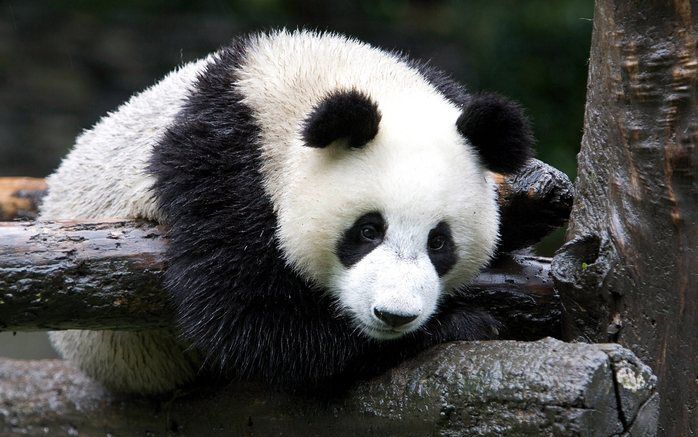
left=0, top=0, right=594, bottom=358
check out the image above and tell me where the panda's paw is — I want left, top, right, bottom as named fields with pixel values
left=429, top=309, right=501, bottom=343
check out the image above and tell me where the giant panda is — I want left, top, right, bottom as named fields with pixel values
left=40, top=30, right=533, bottom=394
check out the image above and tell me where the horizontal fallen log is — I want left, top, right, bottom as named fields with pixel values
left=0, top=220, right=559, bottom=339
left=0, top=338, right=658, bottom=436
left=0, top=158, right=574, bottom=251
left=0, top=177, right=46, bottom=221
left=0, top=220, right=169, bottom=332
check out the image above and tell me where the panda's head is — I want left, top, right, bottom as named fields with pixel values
left=275, top=88, right=533, bottom=340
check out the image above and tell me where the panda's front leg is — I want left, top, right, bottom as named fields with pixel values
left=171, top=289, right=375, bottom=392
left=177, top=292, right=497, bottom=393
left=414, top=295, right=501, bottom=344
left=345, top=296, right=500, bottom=383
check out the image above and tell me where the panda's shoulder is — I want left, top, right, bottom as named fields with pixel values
left=41, top=56, right=214, bottom=221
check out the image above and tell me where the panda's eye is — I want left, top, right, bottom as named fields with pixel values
left=427, top=222, right=457, bottom=277
left=337, top=212, right=385, bottom=267
left=428, top=235, right=446, bottom=251
left=361, top=224, right=380, bottom=242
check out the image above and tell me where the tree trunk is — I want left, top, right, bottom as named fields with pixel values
left=552, top=1, right=697, bottom=435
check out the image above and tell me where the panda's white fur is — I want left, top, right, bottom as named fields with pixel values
left=42, top=56, right=216, bottom=393
left=42, top=30, right=528, bottom=393
left=235, top=32, right=498, bottom=338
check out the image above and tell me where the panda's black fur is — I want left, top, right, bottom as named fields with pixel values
left=302, top=89, right=382, bottom=149
left=149, top=37, right=505, bottom=390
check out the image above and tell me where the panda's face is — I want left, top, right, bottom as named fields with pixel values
left=272, top=90, right=505, bottom=340
left=334, top=211, right=457, bottom=339
left=321, top=131, right=498, bottom=339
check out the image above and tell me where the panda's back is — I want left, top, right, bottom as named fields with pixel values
left=41, top=31, right=441, bottom=222
left=40, top=56, right=214, bottom=221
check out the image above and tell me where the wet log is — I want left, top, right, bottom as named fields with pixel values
left=0, top=338, right=658, bottom=436
left=0, top=220, right=169, bottom=332
left=494, top=159, right=574, bottom=253
left=0, top=158, right=573, bottom=251
left=0, top=220, right=558, bottom=339
left=551, top=1, right=697, bottom=435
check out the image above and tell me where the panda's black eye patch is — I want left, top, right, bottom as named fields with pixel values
left=427, top=221, right=457, bottom=276
left=337, top=212, right=385, bottom=267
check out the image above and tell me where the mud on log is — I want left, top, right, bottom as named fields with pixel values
left=0, top=338, right=658, bottom=437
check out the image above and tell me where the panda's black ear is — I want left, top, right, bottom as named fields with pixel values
left=456, top=92, right=534, bottom=174
left=302, top=89, right=381, bottom=149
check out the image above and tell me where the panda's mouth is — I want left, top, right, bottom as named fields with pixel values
left=358, top=321, right=414, bottom=340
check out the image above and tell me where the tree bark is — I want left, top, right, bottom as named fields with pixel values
left=552, top=2, right=697, bottom=435
left=0, top=220, right=558, bottom=340
left=0, top=338, right=658, bottom=437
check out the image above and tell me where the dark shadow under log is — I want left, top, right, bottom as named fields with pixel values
left=0, top=338, right=658, bottom=437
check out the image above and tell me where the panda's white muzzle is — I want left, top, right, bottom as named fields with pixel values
left=335, top=245, right=441, bottom=340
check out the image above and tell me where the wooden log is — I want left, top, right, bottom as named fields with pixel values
left=494, top=159, right=574, bottom=253
left=0, top=158, right=574, bottom=252
left=0, top=177, right=46, bottom=221
left=0, top=338, right=658, bottom=436
left=551, top=1, right=697, bottom=435
left=468, top=253, right=559, bottom=340
left=0, top=220, right=169, bottom=332
left=0, top=220, right=559, bottom=339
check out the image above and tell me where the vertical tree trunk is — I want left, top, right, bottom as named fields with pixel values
left=553, top=1, right=697, bottom=435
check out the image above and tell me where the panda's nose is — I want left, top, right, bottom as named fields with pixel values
left=373, top=307, right=419, bottom=328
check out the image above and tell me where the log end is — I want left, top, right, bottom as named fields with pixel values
left=0, top=178, right=47, bottom=221
left=496, top=159, right=574, bottom=253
